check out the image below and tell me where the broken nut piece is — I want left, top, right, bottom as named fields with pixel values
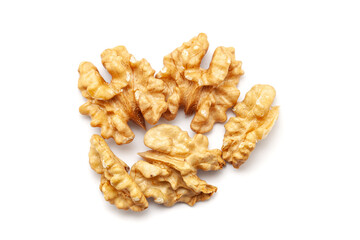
left=79, top=46, right=167, bottom=145
left=156, top=33, right=244, bottom=134
left=130, top=160, right=217, bottom=207
left=130, top=124, right=224, bottom=207
left=89, top=134, right=148, bottom=211
left=222, top=84, right=279, bottom=168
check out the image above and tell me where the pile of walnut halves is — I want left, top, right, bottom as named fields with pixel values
left=79, top=33, right=279, bottom=211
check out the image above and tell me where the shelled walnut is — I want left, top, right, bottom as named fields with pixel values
left=79, top=34, right=280, bottom=213
left=156, top=33, right=244, bottom=133
left=222, top=84, right=279, bottom=168
left=89, top=134, right=148, bottom=211
left=130, top=124, right=224, bottom=206
left=78, top=46, right=167, bottom=145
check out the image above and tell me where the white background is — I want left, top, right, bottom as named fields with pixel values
left=1, top=0, right=359, bottom=239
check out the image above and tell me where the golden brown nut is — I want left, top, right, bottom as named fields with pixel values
left=130, top=160, right=217, bottom=207
left=89, top=134, right=148, bottom=211
left=79, top=46, right=167, bottom=145
left=156, top=33, right=244, bottom=133
left=222, top=84, right=279, bottom=168
left=130, top=124, right=224, bottom=207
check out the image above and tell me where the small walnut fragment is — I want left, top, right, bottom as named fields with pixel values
left=222, top=84, right=279, bottom=168
left=130, top=124, right=224, bottom=207
left=89, top=134, right=148, bottom=211
left=79, top=46, right=167, bottom=145
left=156, top=33, right=244, bottom=133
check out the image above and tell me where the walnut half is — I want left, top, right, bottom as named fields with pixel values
left=89, top=134, right=148, bottom=211
left=130, top=124, right=224, bottom=207
left=79, top=46, right=167, bottom=145
left=222, top=84, right=279, bottom=168
left=156, top=33, right=244, bottom=133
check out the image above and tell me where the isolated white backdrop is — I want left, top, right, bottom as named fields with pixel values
left=1, top=1, right=359, bottom=239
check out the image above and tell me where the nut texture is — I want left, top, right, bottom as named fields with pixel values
left=222, top=84, right=279, bottom=168
left=156, top=33, right=244, bottom=133
left=79, top=46, right=167, bottom=145
left=130, top=124, right=224, bottom=206
left=89, top=134, right=148, bottom=211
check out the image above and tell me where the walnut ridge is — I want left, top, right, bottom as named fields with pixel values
left=222, top=84, right=279, bottom=168
left=89, top=134, right=148, bottom=211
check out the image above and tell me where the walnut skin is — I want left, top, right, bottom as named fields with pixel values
left=156, top=33, right=244, bottom=133
left=130, top=124, right=224, bottom=207
left=79, top=46, right=167, bottom=145
left=222, top=85, right=279, bottom=168
left=89, top=134, right=148, bottom=211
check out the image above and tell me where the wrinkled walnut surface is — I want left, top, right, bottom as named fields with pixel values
left=79, top=46, right=167, bottom=145
left=156, top=33, right=244, bottom=133
left=89, top=134, right=148, bottom=211
left=79, top=35, right=280, bottom=212
left=130, top=124, right=224, bottom=206
left=222, top=84, right=279, bottom=168
left=79, top=34, right=244, bottom=143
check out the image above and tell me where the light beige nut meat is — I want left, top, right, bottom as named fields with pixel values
left=130, top=124, right=224, bottom=207
left=156, top=33, right=244, bottom=133
left=222, top=84, right=279, bottom=168
left=79, top=46, right=167, bottom=145
left=89, top=134, right=148, bottom=211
